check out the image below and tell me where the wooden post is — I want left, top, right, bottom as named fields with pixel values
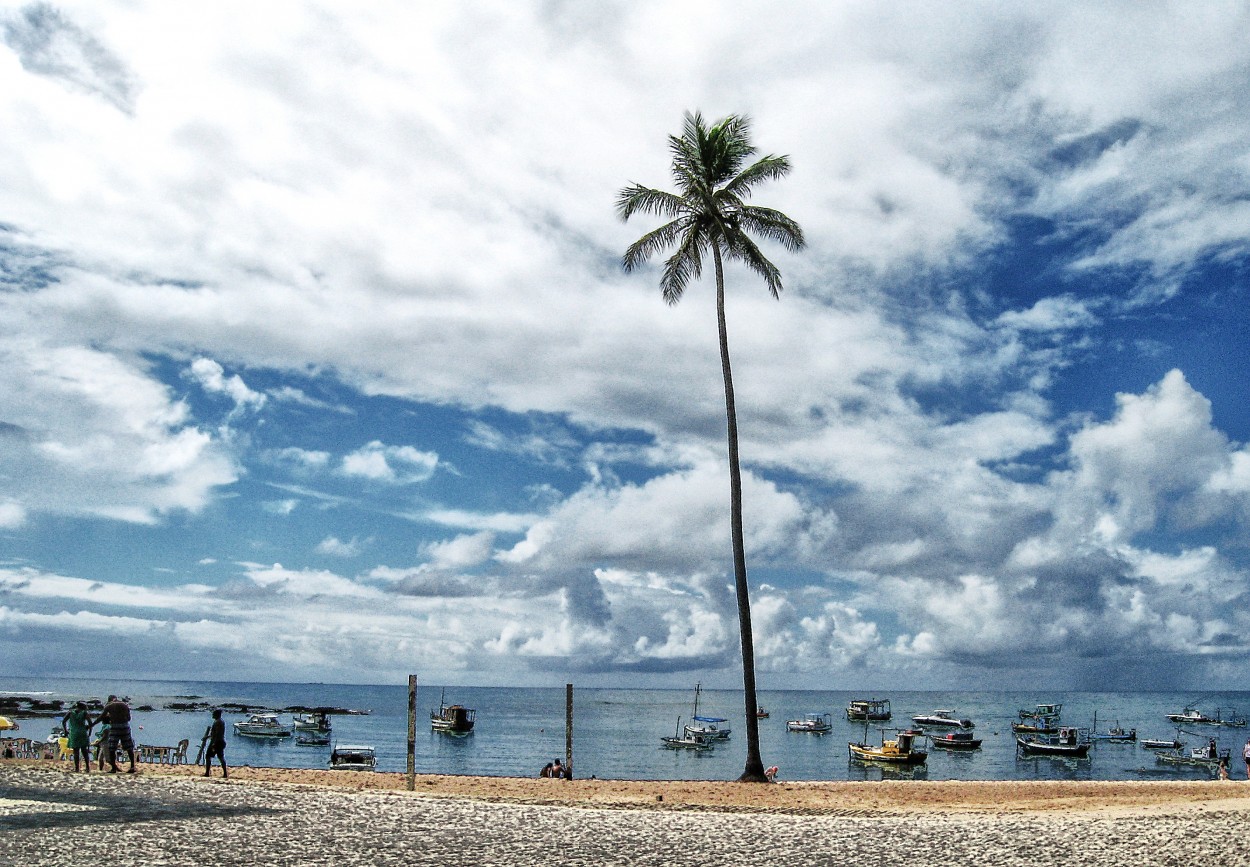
left=565, top=682, right=573, bottom=780
left=407, top=675, right=417, bottom=791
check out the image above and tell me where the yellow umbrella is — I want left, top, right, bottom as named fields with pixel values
left=0, top=716, right=17, bottom=731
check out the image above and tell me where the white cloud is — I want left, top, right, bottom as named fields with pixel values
left=315, top=535, right=363, bottom=557
left=188, top=357, right=266, bottom=413
left=341, top=440, right=438, bottom=484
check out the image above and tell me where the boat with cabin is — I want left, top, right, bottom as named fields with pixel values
left=683, top=683, right=731, bottom=740
left=430, top=690, right=476, bottom=735
left=232, top=713, right=293, bottom=738
left=661, top=717, right=713, bottom=751
left=1019, top=703, right=1062, bottom=720
left=846, top=698, right=891, bottom=722
left=1016, top=726, right=1090, bottom=758
left=911, top=709, right=973, bottom=729
left=787, top=712, right=833, bottom=734
left=1155, top=736, right=1229, bottom=768
left=1165, top=706, right=1247, bottom=728
left=849, top=728, right=927, bottom=765
left=293, top=710, right=332, bottom=733
left=928, top=730, right=983, bottom=750
left=328, top=743, right=376, bottom=770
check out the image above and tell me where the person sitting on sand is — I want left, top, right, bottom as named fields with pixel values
left=552, top=758, right=564, bottom=779
left=61, top=701, right=95, bottom=773
left=539, top=762, right=553, bottom=778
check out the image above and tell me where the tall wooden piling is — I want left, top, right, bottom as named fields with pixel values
left=407, top=675, right=417, bottom=790
left=565, top=682, right=573, bottom=780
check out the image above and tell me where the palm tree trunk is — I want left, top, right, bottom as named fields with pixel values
left=713, top=247, right=767, bottom=783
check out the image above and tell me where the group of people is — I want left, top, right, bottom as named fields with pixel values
left=538, top=758, right=569, bottom=778
left=59, top=699, right=228, bottom=778
left=59, top=694, right=138, bottom=774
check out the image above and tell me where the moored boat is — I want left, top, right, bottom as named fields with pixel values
left=911, top=709, right=973, bottom=729
left=1141, top=735, right=1184, bottom=750
left=1155, top=738, right=1229, bottom=767
left=787, top=712, right=833, bottom=734
left=293, top=710, right=332, bottom=733
left=232, top=713, right=293, bottom=738
left=1016, top=726, right=1090, bottom=758
left=846, top=698, right=891, bottom=722
left=661, top=717, right=713, bottom=751
left=295, top=731, right=331, bottom=746
left=1011, top=720, right=1060, bottom=735
left=430, top=691, right=476, bottom=735
left=849, top=729, right=927, bottom=765
left=1018, top=703, right=1062, bottom=720
left=329, top=743, right=376, bottom=770
left=756, top=706, right=770, bottom=719
left=1091, top=721, right=1136, bottom=742
left=683, top=684, right=731, bottom=740
left=928, top=730, right=982, bottom=750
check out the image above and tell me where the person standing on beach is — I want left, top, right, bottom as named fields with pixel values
left=101, top=695, right=137, bottom=773
left=1243, top=738, right=1250, bottom=779
left=202, top=709, right=228, bottom=779
left=60, top=701, right=94, bottom=773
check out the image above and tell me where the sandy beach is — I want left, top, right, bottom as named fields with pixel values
left=4, top=761, right=1250, bottom=865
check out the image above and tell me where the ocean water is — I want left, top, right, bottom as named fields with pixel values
left=3, top=678, right=1248, bottom=782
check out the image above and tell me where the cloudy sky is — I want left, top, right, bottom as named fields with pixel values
left=2, top=1, right=1249, bottom=690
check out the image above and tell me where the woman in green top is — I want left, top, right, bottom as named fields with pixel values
left=61, top=701, right=95, bottom=772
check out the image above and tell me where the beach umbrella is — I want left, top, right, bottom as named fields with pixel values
left=0, top=716, right=17, bottom=730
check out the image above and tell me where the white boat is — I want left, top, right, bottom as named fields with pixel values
left=296, top=731, right=331, bottom=747
left=682, top=683, right=731, bottom=740
left=846, top=698, right=891, bottom=722
left=232, top=713, right=293, bottom=738
left=293, top=711, right=332, bottom=733
left=787, top=712, right=833, bottom=734
left=661, top=717, right=713, bottom=751
left=329, top=743, right=377, bottom=770
left=911, top=710, right=973, bottom=729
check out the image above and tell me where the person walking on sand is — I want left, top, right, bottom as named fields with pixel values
left=101, top=695, right=137, bottom=774
left=61, top=701, right=95, bottom=773
left=202, top=709, right=228, bottom=779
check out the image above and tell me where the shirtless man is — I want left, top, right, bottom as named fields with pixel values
left=102, top=695, right=137, bottom=773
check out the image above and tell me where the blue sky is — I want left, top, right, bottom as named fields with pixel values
left=2, top=1, right=1250, bottom=690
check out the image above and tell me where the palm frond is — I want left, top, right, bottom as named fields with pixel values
left=723, top=155, right=793, bottom=199
left=725, top=233, right=784, bottom=298
left=616, top=184, right=687, bottom=222
left=738, top=205, right=806, bottom=252
left=660, top=227, right=706, bottom=305
left=621, top=217, right=689, bottom=272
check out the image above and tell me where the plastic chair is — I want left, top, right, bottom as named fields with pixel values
left=171, top=738, right=189, bottom=764
left=57, top=737, right=72, bottom=760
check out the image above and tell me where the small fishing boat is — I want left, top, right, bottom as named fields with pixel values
left=1141, top=735, right=1184, bottom=750
left=293, top=710, right=332, bottom=733
left=911, top=710, right=973, bottom=729
left=1018, top=703, right=1062, bottom=720
left=1166, top=707, right=1217, bottom=725
left=232, top=713, right=293, bottom=738
left=1091, top=721, right=1136, bottom=742
left=1011, top=720, right=1060, bottom=735
left=928, top=730, right=983, bottom=751
left=787, top=712, right=833, bottom=734
left=756, top=707, right=770, bottom=719
left=845, top=698, right=891, bottom=722
left=849, top=729, right=927, bottom=765
left=1016, top=726, right=1090, bottom=758
left=683, top=684, right=731, bottom=740
left=329, top=744, right=376, bottom=770
left=295, top=731, right=331, bottom=747
left=661, top=717, right=713, bottom=751
left=1155, top=739, right=1229, bottom=768
left=430, top=690, right=476, bottom=735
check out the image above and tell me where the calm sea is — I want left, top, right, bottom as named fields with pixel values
left=3, top=678, right=1247, bottom=782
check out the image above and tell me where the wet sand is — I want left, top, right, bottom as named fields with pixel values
left=4, top=762, right=1250, bottom=865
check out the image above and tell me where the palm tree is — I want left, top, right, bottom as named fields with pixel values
left=616, top=112, right=804, bottom=782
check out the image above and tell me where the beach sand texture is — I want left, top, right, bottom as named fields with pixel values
left=4, top=763, right=1250, bottom=865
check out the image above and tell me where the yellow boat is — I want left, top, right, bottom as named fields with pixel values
left=848, top=729, right=927, bottom=765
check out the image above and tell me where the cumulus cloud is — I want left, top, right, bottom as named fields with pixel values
left=341, top=441, right=439, bottom=484
left=188, top=357, right=267, bottom=414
